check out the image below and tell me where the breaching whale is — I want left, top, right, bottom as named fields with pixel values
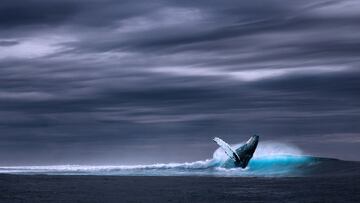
left=213, top=135, right=259, bottom=168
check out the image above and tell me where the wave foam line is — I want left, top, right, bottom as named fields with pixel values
left=0, top=141, right=314, bottom=176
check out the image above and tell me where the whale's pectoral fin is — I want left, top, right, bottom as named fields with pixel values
left=213, top=137, right=240, bottom=162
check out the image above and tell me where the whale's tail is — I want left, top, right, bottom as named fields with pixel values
left=213, top=135, right=259, bottom=168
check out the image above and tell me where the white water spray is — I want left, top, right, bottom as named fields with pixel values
left=0, top=141, right=311, bottom=176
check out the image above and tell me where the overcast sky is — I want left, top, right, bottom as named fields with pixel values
left=0, top=0, right=359, bottom=165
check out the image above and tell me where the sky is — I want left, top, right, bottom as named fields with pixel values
left=0, top=0, right=359, bottom=165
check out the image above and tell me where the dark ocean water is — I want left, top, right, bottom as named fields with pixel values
left=0, top=174, right=359, bottom=202
left=0, top=142, right=359, bottom=202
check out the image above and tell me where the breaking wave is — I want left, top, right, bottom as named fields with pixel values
left=0, top=142, right=356, bottom=177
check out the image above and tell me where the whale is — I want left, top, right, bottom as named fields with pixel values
left=213, top=135, right=259, bottom=168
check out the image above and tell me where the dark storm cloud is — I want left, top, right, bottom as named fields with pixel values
left=0, top=0, right=81, bottom=27
left=0, top=0, right=359, bottom=164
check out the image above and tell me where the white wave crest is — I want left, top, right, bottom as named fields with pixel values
left=0, top=141, right=307, bottom=176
